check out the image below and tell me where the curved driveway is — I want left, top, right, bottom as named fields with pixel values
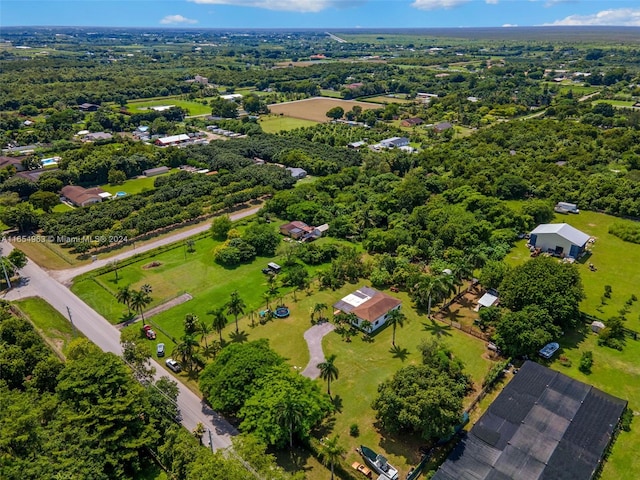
left=301, top=322, right=336, bottom=379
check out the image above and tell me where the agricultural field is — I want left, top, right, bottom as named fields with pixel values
left=99, top=171, right=172, bottom=196
left=319, top=89, right=343, bottom=98
left=592, top=99, right=639, bottom=108
left=258, top=115, right=318, bottom=133
left=267, top=97, right=380, bottom=122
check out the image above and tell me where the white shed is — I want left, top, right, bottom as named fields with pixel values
left=529, top=223, right=590, bottom=259
left=591, top=321, right=605, bottom=333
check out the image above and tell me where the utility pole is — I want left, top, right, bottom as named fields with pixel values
left=1, top=257, right=11, bottom=290
left=66, top=305, right=77, bottom=337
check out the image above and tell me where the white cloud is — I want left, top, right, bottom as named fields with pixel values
left=546, top=8, right=640, bottom=26
left=486, top=0, right=499, bottom=4
left=160, top=14, right=198, bottom=25
left=502, top=23, right=518, bottom=27
left=187, top=0, right=350, bottom=13
left=411, top=0, right=469, bottom=10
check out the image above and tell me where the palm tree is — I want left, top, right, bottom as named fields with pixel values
left=208, top=307, right=227, bottom=342
left=172, top=334, right=199, bottom=373
left=438, top=273, right=457, bottom=309
left=184, top=313, right=198, bottom=335
left=319, top=436, right=346, bottom=480
left=141, top=283, right=153, bottom=295
left=313, top=302, right=328, bottom=322
left=130, top=289, right=152, bottom=325
left=196, top=318, right=210, bottom=350
left=386, top=308, right=406, bottom=346
left=116, top=285, right=133, bottom=314
left=317, top=354, right=339, bottom=398
left=277, top=400, right=304, bottom=450
left=226, top=290, right=246, bottom=334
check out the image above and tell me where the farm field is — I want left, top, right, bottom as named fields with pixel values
left=258, top=115, right=318, bottom=133
left=267, top=97, right=380, bottom=122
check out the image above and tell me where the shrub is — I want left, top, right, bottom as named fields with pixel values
left=579, top=351, right=593, bottom=374
left=609, top=222, right=640, bottom=244
left=558, top=355, right=572, bottom=368
left=349, top=424, right=359, bottom=437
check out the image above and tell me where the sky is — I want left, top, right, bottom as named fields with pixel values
left=1, top=0, right=640, bottom=29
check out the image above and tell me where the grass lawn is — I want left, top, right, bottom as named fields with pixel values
left=505, top=209, right=640, bottom=329
left=320, top=89, right=343, bottom=98
left=359, top=94, right=414, bottom=104
left=259, top=115, right=318, bottom=133
left=52, top=203, right=73, bottom=213
left=100, top=171, right=173, bottom=196
left=126, top=98, right=214, bottom=116
left=13, top=296, right=79, bottom=358
left=592, top=99, right=638, bottom=108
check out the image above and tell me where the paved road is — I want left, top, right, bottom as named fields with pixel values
left=0, top=210, right=265, bottom=448
left=52, top=206, right=261, bottom=284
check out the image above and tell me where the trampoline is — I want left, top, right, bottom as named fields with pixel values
left=274, top=306, right=290, bottom=318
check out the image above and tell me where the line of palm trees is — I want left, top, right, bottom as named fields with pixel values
left=410, top=267, right=470, bottom=316
left=116, top=284, right=153, bottom=325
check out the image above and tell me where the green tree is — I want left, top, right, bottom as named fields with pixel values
left=1, top=203, right=40, bottom=232
left=184, top=313, right=198, bottom=335
left=120, top=327, right=154, bottom=382
left=479, top=260, right=509, bottom=291
left=493, top=305, right=562, bottom=358
left=29, top=190, right=60, bottom=213
left=209, top=306, right=228, bottom=342
left=386, top=308, right=406, bottom=346
left=196, top=317, right=211, bottom=351
left=319, top=435, right=346, bottom=480
left=227, top=290, right=246, bottom=334
left=372, top=364, right=466, bottom=440
left=210, top=215, right=233, bottom=241
left=239, top=369, right=332, bottom=449
left=312, top=302, right=327, bottom=322
left=242, top=223, right=280, bottom=256
left=107, top=168, right=126, bottom=185
left=326, top=106, right=344, bottom=120
left=199, top=339, right=285, bottom=415
left=210, top=97, right=239, bottom=118
left=130, top=288, right=152, bottom=325
left=500, top=257, right=584, bottom=328
left=317, top=353, right=339, bottom=398
left=116, top=285, right=133, bottom=314
left=172, top=334, right=201, bottom=373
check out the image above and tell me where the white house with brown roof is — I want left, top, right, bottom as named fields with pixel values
left=61, top=185, right=109, bottom=207
left=333, top=286, right=402, bottom=333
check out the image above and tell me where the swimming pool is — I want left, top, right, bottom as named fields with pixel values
left=115, top=191, right=127, bottom=197
left=41, top=157, right=60, bottom=166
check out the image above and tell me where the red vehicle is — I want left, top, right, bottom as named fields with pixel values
left=143, top=324, right=156, bottom=340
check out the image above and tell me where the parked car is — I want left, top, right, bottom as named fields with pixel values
left=156, top=343, right=165, bottom=357
left=165, top=358, right=181, bottom=373
left=143, top=324, right=156, bottom=340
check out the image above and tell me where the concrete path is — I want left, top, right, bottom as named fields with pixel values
left=301, top=321, right=336, bottom=379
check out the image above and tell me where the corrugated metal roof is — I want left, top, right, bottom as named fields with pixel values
left=530, top=223, right=590, bottom=247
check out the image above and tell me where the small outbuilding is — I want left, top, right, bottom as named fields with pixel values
left=529, top=223, right=590, bottom=259
left=475, top=292, right=499, bottom=311
left=380, top=137, right=409, bottom=149
left=286, top=167, right=307, bottom=179
left=591, top=321, right=605, bottom=333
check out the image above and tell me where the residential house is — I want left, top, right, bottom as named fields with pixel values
left=61, top=185, right=110, bottom=207
left=194, top=75, right=208, bottom=85
left=312, top=223, right=329, bottom=238
left=286, top=167, right=307, bottom=179
left=82, top=132, right=113, bottom=142
left=78, top=103, right=100, bottom=112
left=434, top=122, right=453, bottom=133
left=280, top=221, right=313, bottom=240
left=529, top=223, right=590, bottom=259
left=380, top=137, right=409, bottom=149
left=0, top=156, right=26, bottom=172
left=401, top=117, right=424, bottom=127
left=347, top=141, right=366, bottom=149
left=333, top=286, right=402, bottom=333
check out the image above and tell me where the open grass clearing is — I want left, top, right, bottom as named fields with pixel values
left=592, top=99, right=639, bottom=108
left=126, top=97, right=215, bottom=116
left=359, top=94, right=414, bottom=104
left=319, top=89, right=343, bottom=98
left=13, top=296, right=79, bottom=358
left=267, top=97, right=380, bottom=123
left=258, top=115, right=318, bottom=133
left=100, top=171, right=173, bottom=196
left=505, top=208, right=640, bottom=329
